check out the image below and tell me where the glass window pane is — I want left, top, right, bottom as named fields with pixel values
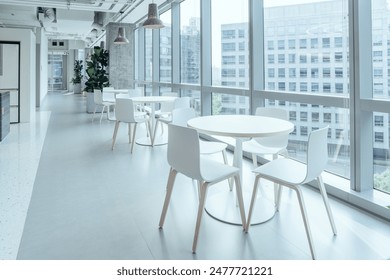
left=373, top=112, right=390, bottom=194
left=160, top=10, right=172, bottom=82
left=180, top=0, right=200, bottom=84
left=212, top=0, right=249, bottom=88
left=372, top=1, right=390, bottom=99
left=134, top=29, right=139, bottom=80
left=212, top=93, right=249, bottom=115
left=265, top=99, right=351, bottom=179
left=145, top=29, right=152, bottom=81
left=182, top=89, right=201, bottom=115
left=264, top=0, right=349, bottom=97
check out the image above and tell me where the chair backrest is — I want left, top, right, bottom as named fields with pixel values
left=159, top=92, right=178, bottom=113
left=159, top=94, right=179, bottom=113
left=174, top=96, right=191, bottom=109
left=255, top=107, right=288, bottom=120
left=94, top=89, right=103, bottom=104
left=167, top=124, right=202, bottom=181
left=103, top=87, right=115, bottom=101
left=254, top=107, right=290, bottom=148
left=304, top=126, right=329, bottom=183
left=171, top=107, right=197, bottom=127
left=115, top=97, right=137, bottom=123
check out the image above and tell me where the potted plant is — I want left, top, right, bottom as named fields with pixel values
left=71, top=60, right=83, bottom=94
left=84, top=47, right=110, bottom=112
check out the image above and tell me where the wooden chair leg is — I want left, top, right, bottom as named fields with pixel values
left=222, top=150, right=234, bottom=191
left=317, top=175, right=337, bottom=235
left=245, top=175, right=260, bottom=232
left=152, top=119, right=159, bottom=146
left=192, top=182, right=209, bottom=253
left=99, top=105, right=105, bottom=124
left=294, top=186, right=316, bottom=260
left=111, top=121, right=120, bottom=150
left=234, top=175, right=246, bottom=230
left=159, top=168, right=178, bottom=228
left=275, top=184, right=282, bottom=211
left=130, top=123, right=137, bottom=153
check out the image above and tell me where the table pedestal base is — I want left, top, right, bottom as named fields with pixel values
left=205, top=191, right=276, bottom=226
left=136, top=136, right=168, bottom=146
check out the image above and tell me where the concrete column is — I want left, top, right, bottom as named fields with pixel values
left=106, top=22, right=134, bottom=89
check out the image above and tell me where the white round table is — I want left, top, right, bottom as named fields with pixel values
left=187, top=115, right=294, bottom=225
left=131, top=96, right=177, bottom=146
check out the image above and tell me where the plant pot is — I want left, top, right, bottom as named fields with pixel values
left=86, top=91, right=102, bottom=113
left=74, top=83, right=82, bottom=94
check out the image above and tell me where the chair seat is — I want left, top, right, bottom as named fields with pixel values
left=103, top=97, right=116, bottom=103
left=253, top=158, right=306, bottom=185
left=134, top=112, right=149, bottom=123
left=199, top=140, right=228, bottom=155
left=200, top=157, right=239, bottom=183
left=110, top=111, right=147, bottom=122
left=155, top=110, right=170, bottom=118
left=157, top=114, right=172, bottom=124
left=243, top=138, right=285, bottom=155
left=99, top=100, right=115, bottom=106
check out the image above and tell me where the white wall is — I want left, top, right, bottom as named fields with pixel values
left=0, top=28, right=36, bottom=123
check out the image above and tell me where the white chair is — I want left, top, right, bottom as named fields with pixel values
left=154, top=92, right=178, bottom=117
left=153, top=96, right=191, bottom=140
left=111, top=97, right=151, bottom=153
left=170, top=107, right=232, bottom=185
left=159, top=124, right=246, bottom=253
left=92, top=89, right=115, bottom=123
left=245, top=126, right=337, bottom=260
left=243, top=107, right=290, bottom=168
left=102, top=87, right=116, bottom=111
left=170, top=107, right=233, bottom=190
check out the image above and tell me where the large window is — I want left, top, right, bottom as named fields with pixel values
left=263, top=0, right=350, bottom=180
left=371, top=0, right=390, bottom=194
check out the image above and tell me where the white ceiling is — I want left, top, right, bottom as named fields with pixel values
left=0, top=0, right=166, bottom=45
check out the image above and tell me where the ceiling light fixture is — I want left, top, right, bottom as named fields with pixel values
left=143, top=2, right=164, bottom=29
left=114, top=11, right=129, bottom=45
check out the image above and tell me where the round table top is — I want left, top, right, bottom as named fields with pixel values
left=187, top=114, right=294, bottom=138
left=130, top=96, right=177, bottom=103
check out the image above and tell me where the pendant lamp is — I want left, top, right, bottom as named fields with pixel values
left=114, top=11, right=129, bottom=44
left=143, top=3, right=164, bottom=29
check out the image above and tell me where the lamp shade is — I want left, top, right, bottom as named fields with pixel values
left=143, top=3, right=164, bottom=29
left=113, top=27, right=129, bottom=44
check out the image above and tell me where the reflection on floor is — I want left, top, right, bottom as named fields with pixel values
left=1, top=91, right=390, bottom=260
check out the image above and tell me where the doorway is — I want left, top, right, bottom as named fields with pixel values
left=48, top=53, right=67, bottom=91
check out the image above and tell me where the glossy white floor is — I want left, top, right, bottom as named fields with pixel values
left=1, top=91, right=390, bottom=260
